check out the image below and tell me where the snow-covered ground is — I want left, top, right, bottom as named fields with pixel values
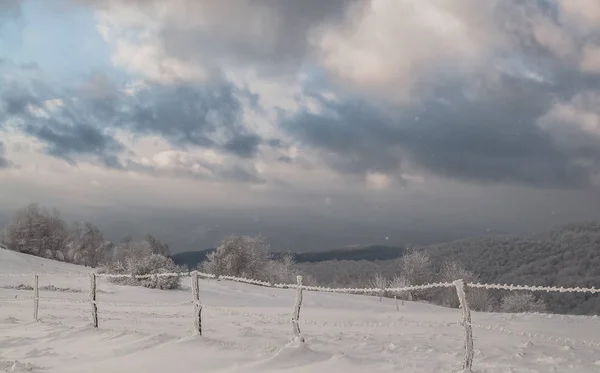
left=1, top=249, right=600, bottom=372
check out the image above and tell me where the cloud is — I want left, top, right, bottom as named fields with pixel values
left=123, top=81, right=250, bottom=152
left=4, top=0, right=600, bottom=192
left=223, top=133, right=262, bottom=159
left=90, top=0, right=357, bottom=82
left=126, top=149, right=265, bottom=184
left=0, top=140, right=10, bottom=168
left=0, top=76, right=124, bottom=167
left=0, top=67, right=267, bottom=182
left=283, top=71, right=600, bottom=188
left=23, top=119, right=123, bottom=167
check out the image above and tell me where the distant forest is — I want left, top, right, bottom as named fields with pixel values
left=295, top=222, right=600, bottom=315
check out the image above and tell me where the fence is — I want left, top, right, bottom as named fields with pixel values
left=1, top=271, right=599, bottom=373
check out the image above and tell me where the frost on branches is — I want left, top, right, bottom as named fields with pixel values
left=100, top=237, right=182, bottom=290
left=501, top=292, right=548, bottom=313
left=201, top=235, right=304, bottom=285
left=439, top=260, right=494, bottom=312
left=369, top=273, right=389, bottom=301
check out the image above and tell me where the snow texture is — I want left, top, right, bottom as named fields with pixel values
left=1, top=248, right=600, bottom=372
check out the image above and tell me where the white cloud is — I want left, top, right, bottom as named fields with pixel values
left=365, top=172, right=391, bottom=190
left=313, top=0, right=496, bottom=101
left=538, top=92, right=600, bottom=151
left=559, top=0, right=600, bottom=29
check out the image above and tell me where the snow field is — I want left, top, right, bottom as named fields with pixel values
left=1, top=249, right=600, bottom=372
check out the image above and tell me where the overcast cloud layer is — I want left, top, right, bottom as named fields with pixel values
left=1, top=0, right=600, bottom=251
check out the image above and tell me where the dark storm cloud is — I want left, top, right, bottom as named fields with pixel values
left=23, top=119, right=123, bottom=167
left=277, top=155, right=293, bottom=164
left=0, top=70, right=265, bottom=181
left=125, top=83, right=247, bottom=150
left=266, top=138, right=286, bottom=149
left=223, top=133, right=262, bottom=158
left=282, top=97, right=404, bottom=175
left=283, top=71, right=600, bottom=188
left=0, top=74, right=124, bottom=167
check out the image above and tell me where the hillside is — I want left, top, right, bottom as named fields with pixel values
left=1, top=248, right=600, bottom=372
left=421, top=222, right=600, bottom=314
left=296, top=222, right=600, bottom=315
left=170, top=248, right=216, bottom=269
left=0, top=247, right=93, bottom=276
left=171, top=245, right=405, bottom=269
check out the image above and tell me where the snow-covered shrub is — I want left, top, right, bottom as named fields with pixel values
left=106, top=254, right=182, bottom=290
left=500, top=292, right=547, bottom=313
left=466, top=287, right=496, bottom=312
left=438, top=259, right=494, bottom=311
left=389, top=275, right=412, bottom=300
left=369, top=273, right=389, bottom=301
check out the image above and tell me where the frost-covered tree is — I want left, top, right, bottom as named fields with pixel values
left=369, top=273, right=389, bottom=301
left=439, top=259, right=493, bottom=311
left=501, top=293, right=547, bottom=313
left=2, top=203, right=69, bottom=260
left=145, top=234, right=170, bottom=257
left=265, top=252, right=297, bottom=284
left=401, top=248, right=432, bottom=286
left=67, top=222, right=110, bottom=267
left=105, top=254, right=182, bottom=290
left=400, top=248, right=432, bottom=300
left=110, top=238, right=152, bottom=264
left=201, top=235, right=269, bottom=280
left=389, top=275, right=411, bottom=300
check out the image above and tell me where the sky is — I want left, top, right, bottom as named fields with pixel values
left=2, top=0, right=600, bottom=252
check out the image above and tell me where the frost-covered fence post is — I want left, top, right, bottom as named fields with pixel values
left=191, top=271, right=202, bottom=335
left=90, top=273, right=98, bottom=328
left=395, top=295, right=399, bottom=311
left=292, top=275, right=304, bottom=342
left=33, top=275, right=39, bottom=321
left=454, top=279, right=474, bottom=373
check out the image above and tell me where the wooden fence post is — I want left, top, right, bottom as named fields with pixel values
left=454, top=279, right=474, bottom=373
left=395, top=295, right=399, bottom=311
left=33, top=275, right=39, bottom=321
left=90, top=273, right=98, bottom=328
left=292, top=275, right=304, bottom=343
left=191, top=271, right=202, bottom=335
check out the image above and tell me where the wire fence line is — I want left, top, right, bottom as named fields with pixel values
left=1, top=271, right=599, bottom=373
left=3, top=270, right=600, bottom=294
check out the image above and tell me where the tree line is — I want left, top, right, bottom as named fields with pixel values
left=0, top=202, right=551, bottom=313
left=0, top=203, right=179, bottom=288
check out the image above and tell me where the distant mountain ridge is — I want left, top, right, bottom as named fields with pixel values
left=171, top=244, right=405, bottom=269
